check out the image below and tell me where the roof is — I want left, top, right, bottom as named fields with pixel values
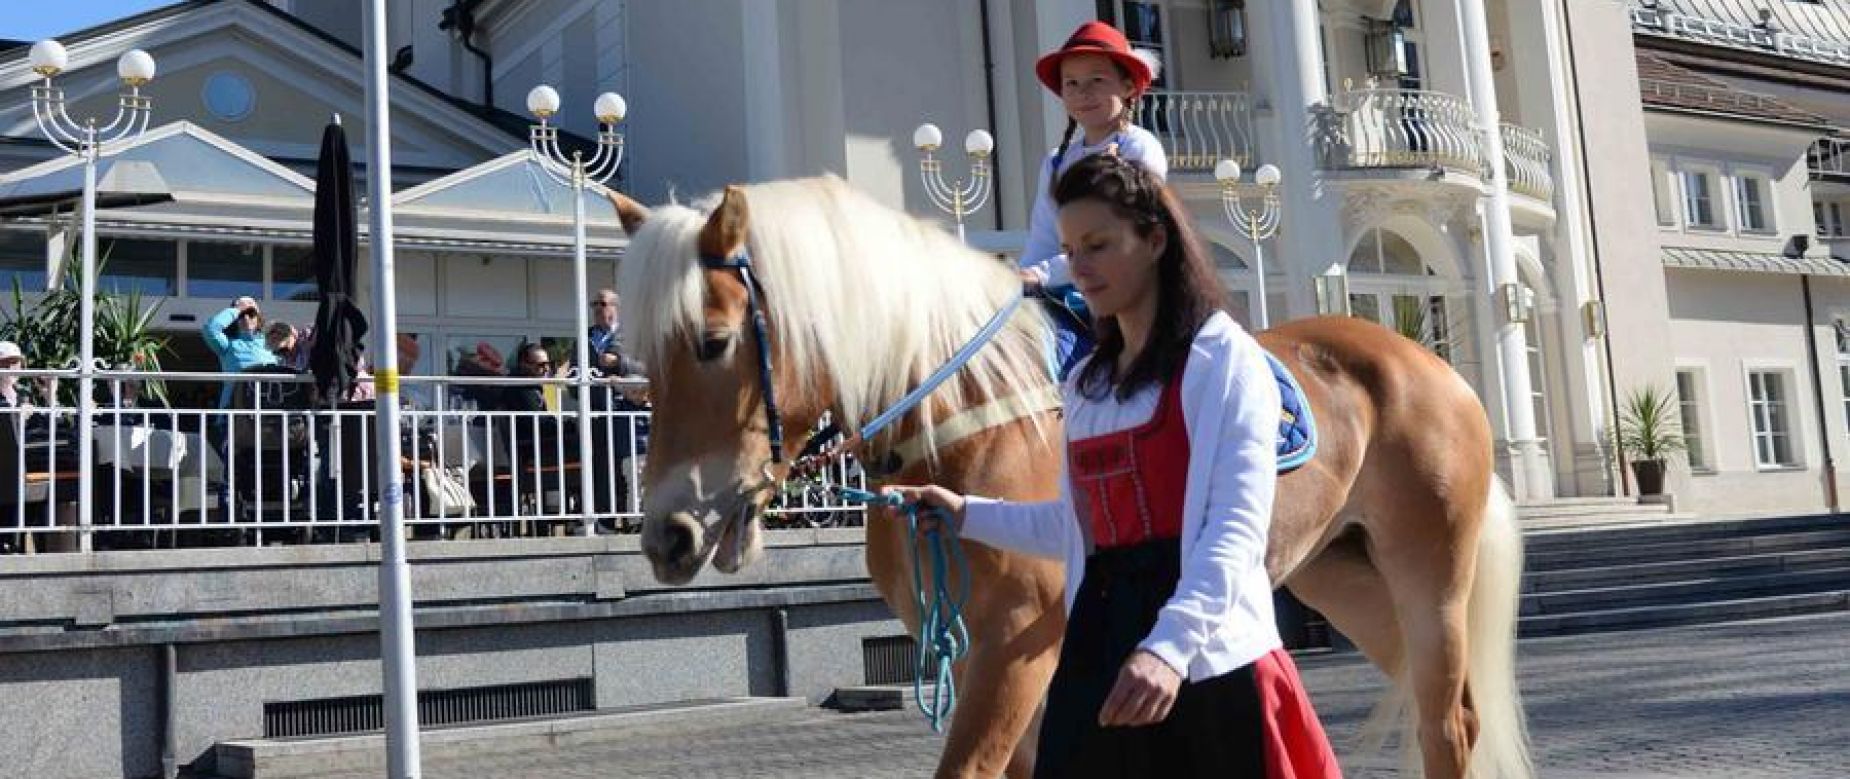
left=1634, top=51, right=1832, bottom=128
left=1632, top=0, right=1850, bottom=68
left=1661, top=246, right=1850, bottom=277
left=0, top=0, right=604, bottom=159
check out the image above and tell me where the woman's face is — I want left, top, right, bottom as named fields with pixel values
left=1058, top=198, right=1164, bottom=320
left=1059, top=54, right=1135, bottom=135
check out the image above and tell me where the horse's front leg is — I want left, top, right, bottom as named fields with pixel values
left=932, top=548, right=1064, bottom=779
left=866, top=509, right=1065, bottom=778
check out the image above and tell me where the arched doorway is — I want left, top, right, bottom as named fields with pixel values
left=1344, top=225, right=1469, bottom=365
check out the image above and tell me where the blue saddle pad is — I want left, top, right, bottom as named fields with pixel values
left=1267, top=353, right=1316, bottom=474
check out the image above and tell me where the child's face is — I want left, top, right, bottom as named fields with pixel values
left=1059, top=54, right=1134, bottom=134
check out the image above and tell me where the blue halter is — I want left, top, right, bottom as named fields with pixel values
left=700, top=250, right=788, bottom=464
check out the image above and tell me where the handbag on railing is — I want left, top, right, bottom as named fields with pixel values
left=419, top=463, right=476, bottom=517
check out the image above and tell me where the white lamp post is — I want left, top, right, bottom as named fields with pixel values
left=1215, top=159, right=1283, bottom=330
left=28, top=40, right=156, bottom=553
left=526, top=84, right=625, bottom=538
left=913, top=122, right=994, bottom=242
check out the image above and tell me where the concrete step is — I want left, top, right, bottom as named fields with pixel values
left=1518, top=500, right=1671, bottom=521
left=830, top=683, right=936, bottom=713
left=1519, top=590, right=1850, bottom=637
left=1522, top=547, right=1850, bottom=593
left=1525, top=528, right=1850, bottom=571
left=1523, top=514, right=1848, bottom=553
left=213, top=696, right=808, bottom=779
left=1521, top=567, right=1850, bottom=616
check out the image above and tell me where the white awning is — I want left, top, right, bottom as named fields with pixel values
left=1661, top=246, right=1850, bottom=277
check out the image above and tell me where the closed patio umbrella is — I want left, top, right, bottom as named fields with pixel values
left=309, top=119, right=369, bottom=405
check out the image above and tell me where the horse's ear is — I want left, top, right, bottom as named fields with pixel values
left=699, top=185, right=750, bottom=259
left=606, top=190, right=649, bottom=235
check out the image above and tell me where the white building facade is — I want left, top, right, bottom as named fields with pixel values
left=9, top=0, right=1850, bottom=514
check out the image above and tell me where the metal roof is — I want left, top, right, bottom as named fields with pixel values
left=1661, top=246, right=1850, bottom=276
left=1632, top=0, right=1850, bottom=68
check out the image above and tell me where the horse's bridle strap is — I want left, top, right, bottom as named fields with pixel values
left=701, top=250, right=787, bottom=464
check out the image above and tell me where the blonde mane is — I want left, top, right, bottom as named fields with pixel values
left=618, top=174, right=1052, bottom=450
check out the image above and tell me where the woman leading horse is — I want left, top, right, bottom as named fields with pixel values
left=605, top=168, right=1531, bottom=779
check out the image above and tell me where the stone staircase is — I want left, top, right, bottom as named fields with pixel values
left=1518, top=512, right=1850, bottom=637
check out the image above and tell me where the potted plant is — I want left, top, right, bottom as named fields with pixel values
left=1616, top=384, right=1686, bottom=497
left=0, top=252, right=171, bottom=407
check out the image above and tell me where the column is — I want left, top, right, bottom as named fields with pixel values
left=1261, top=0, right=1346, bottom=320
left=1457, top=0, right=1554, bottom=500
left=1520, top=0, right=1615, bottom=496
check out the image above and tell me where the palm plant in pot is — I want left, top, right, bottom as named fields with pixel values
left=1616, top=384, right=1686, bottom=497
left=0, top=252, right=171, bottom=407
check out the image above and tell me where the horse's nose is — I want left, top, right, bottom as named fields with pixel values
left=642, top=511, right=705, bottom=584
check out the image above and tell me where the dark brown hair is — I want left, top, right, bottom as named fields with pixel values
left=1053, top=153, right=1230, bottom=401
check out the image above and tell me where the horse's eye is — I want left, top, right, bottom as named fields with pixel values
left=697, top=332, right=732, bottom=363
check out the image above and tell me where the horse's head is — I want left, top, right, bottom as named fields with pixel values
left=610, top=186, right=828, bottom=584
left=612, top=177, right=1050, bottom=585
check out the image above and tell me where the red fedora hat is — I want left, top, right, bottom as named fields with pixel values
left=1035, top=21, right=1155, bottom=94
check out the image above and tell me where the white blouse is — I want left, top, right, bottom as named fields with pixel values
left=961, top=311, right=1283, bottom=681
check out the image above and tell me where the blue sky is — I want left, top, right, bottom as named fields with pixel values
left=0, top=1, right=183, bottom=42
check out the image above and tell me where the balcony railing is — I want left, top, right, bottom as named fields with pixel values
left=0, top=370, right=865, bottom=553
left=1501, top=123, right=1555, bottom=202
left=1322, top=87, right=1487, bottom=175
left=1809, top=137, right=1850, bottom=181
left=1140, top=89, right=1257, bottom=172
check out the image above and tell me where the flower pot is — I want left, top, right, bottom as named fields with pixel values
left=1631, top=459, right=1667, bottom=497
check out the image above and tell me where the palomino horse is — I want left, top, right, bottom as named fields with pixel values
left=608, top=176, right=1532, bottom=779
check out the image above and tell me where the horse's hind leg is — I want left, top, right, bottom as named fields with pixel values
left=1286, top=533, right=1404, bottom=675
left=1373, top=494, right=1482, bottom=779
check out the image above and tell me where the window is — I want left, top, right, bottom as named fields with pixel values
left=1676, top=369, right=1710, bottom=471
left=1348, top=228, right=1424, bottom=274
left=270, top=245, right=317, bottom=301
left=1393, top=0, right=1424, bottom=91
left=186, top=241, right=264, bottom=300
left=1822, top=201, right=1847, bottom=238
left=1837, top=319, right=1850, bottom=445
left=1735, top=175, right=1771, bottom=233
left=0, top=230, right=47, bottom=293
left=1652, top=160, right=1675, bottom=226
left=1748, top=369, right=1797, bottom=468
left=97, top=238, right=177, bottom=297
left=1682, top=170, right=1719, bottom=228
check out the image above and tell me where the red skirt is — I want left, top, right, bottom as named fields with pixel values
left=1034, top=540, right=1342, bottom=779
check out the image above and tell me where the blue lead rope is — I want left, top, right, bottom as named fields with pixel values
left=837, top=487, right=971, bottom=733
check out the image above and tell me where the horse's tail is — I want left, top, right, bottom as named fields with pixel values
left=1466, top=477, right=1533, bottom=779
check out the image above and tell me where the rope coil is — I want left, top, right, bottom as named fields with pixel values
left=835, top=487, right=970, bottom=733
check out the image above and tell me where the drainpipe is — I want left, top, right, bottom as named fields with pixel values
left=978, top=0, right=1004, bottom=230
left=160, top=644, right=177, bottom=779
left=1559, top=0, right=1629, bottom=496
left=1801, top=275, right=1841, bottom=510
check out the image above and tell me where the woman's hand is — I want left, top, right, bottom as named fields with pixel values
left=879, top=484, right=968, bottom=537
left=1097, top=650, right=1182, bottom=728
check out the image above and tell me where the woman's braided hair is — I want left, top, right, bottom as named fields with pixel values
left=1053, top=153, right=1231, bottom=401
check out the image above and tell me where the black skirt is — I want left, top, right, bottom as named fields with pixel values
left=1033, top=539, right=1306, bottom=779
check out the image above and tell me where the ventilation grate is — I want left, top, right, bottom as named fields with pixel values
left=862, top=635, right=921, bottom=686
left=263, top=677, right=595, bottom=738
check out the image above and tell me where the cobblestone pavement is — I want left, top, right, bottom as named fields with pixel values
left=369, top=613, right=1850, bottom=778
